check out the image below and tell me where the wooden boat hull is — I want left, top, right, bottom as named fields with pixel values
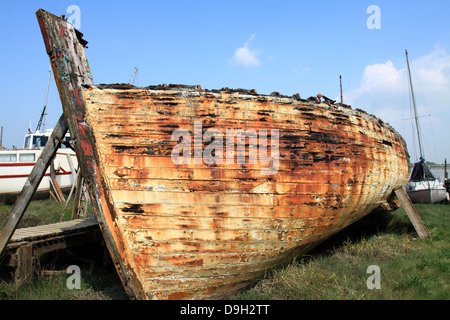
left=36, top=9, right=410, bottom=299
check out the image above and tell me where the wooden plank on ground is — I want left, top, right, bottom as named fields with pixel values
left=10, top=218, right=99, bottom=243
left=1, top=218, right=101, bottom=285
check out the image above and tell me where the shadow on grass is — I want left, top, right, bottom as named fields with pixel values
left=0, top=241, right=129, bottom=300
left=38, top=243, right=130, bottom=300
left=306, top=209, right=415, bottom=258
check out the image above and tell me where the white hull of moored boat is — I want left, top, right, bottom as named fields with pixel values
left=406, top=180, right=449, bottom=204
left=0, top=148, right=77, bottom=203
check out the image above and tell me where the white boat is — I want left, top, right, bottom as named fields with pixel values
left=0, top=129, right=77, bottom=203
left=406, top=160, right=448, bottom=203
left=404, top=50, right=448, bottom=204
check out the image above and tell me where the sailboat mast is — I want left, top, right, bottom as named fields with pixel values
left=129, top=67, right=138, bottom=85
left=405, top=49, right=424, bottom=161
left=36, top=66, right=52, bottom=132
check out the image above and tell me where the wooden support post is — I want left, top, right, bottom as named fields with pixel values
left=394, top=187, right=431, bottom=238
left=14, top=243, right=33, bottom=286
left=50, top=160, right=65, bottom=203
left=60, top=169, right=80, bottom=221
left=72, top=176, right=84, bottom=220
left=445, top=158, right=448, bottom=180
left=52, top=178, right=65, bottom=203
left=49, top=159, right=60, bottom=202
left=66, top=153, right=77, bottom=180
left=48, top=190, right=56, bottom=201
left=0, top=115, right=68, bottom=256
left=50, top=178, right=61, bottom=202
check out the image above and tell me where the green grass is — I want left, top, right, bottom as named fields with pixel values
left=0, top=198, right=75, bottom=230
left=0, top=198, right=129, bottom=300
left=0, top=269, right=127, bottom=300
left=230, top=204, right=450, bottom=300
left=0, top=200, right=449, bottom=300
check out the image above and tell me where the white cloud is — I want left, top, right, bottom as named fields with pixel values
left=232, top=34, right=260, bottom=67
left=344, top=60, right=404, bottom=110
left=411, top=49, right=450, bottom=95
left=346, top=49, right=450, bottom=111
left=343, top=48, right=450, bottom=163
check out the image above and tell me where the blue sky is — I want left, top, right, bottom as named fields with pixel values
left=1, top=0, right=449, bottom=164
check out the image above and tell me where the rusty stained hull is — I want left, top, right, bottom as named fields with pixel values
left=36, top=9, right=409, bottom=300
left=80, top=85, right=409, bottom=299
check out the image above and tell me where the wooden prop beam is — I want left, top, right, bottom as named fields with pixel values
left=0, top=115, right=68, bottom=256
left=394, top=187, right=431, bottom=239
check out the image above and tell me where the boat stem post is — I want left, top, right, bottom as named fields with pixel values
left=394, top=187, right=431, bottom=239
left=0, top=114, right=68, bottom=256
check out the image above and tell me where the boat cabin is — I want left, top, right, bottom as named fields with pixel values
left=23, top=129, right=72, bottom=150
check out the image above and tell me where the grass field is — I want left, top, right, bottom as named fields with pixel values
left=0, top=199, right=448, bottom=300
left=230, top=203, right=449, bottom=300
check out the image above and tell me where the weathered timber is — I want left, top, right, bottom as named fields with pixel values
left=36, top=9, right=410, bottom=300
left=394, top=187, right=431, bottom=238
left=66, top=153, right=77, bottom=180
left=71, top=175, right=84, bottom=220
left=2, top=218, right=101, bottom=285
left=61, top=171, right=79, bottom=221
left=50, top=169, right=65, bottom=203
left=14, top=243, right=33, bottom=286
left=0, top=115, right=68, bottom=256
left=36, top=8, right=139, bottom=298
